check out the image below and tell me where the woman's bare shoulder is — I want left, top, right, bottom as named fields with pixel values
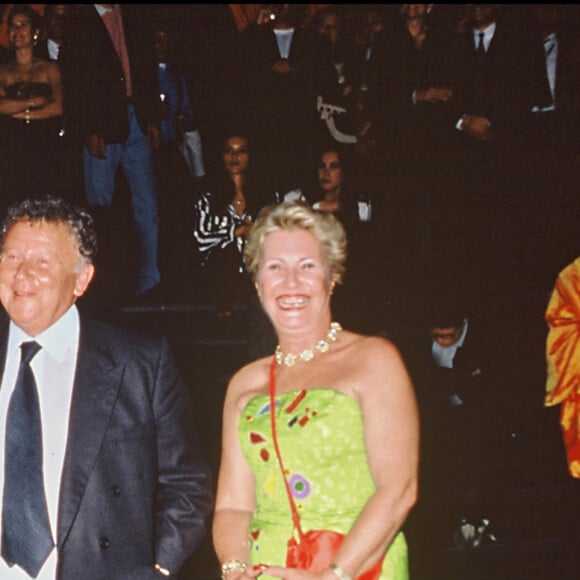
left=39, top=59, right=61, bottom=80
left=226, top=355, right=273, bottom=408
left=338, top=332, right=411, bottom=397
left=344, top=331, right=404, bottom=364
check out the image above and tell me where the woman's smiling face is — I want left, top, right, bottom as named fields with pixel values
left=256, top=228, right=332, bottom=334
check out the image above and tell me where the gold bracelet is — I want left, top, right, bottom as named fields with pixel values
left=25, top=108, right=30, bottom=124
left=221, top=559, right=247, bottom=579
left=330, top=563, right=353, bottom=580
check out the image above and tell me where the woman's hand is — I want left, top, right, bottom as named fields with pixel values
left=262, top=566, right=337, bottom=579
left=222, top=563, right=269, bottom=579
left=234, top=219, right=253, bottom=238
left=27, top=95, right=48, bottom=109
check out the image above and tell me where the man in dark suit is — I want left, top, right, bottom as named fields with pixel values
left=449, top=4, right=548, bottom=312
left=525, top=5, right=580, bottom=297
left=238, top=4, right=337, bottom=192
left=0, top=197, right=212, bottom=578
left=59, top=4, right=162, bottom=300
left=403, top=294, right=502, bottom=578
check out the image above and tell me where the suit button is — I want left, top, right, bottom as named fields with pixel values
left=99, top=537, right=111, bottom=550
left=111, top=485, right=121, bottom=497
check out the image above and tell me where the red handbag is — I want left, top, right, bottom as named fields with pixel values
left=269, top=358, right=384, bottom=579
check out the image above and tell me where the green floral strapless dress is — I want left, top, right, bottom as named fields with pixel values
left=239, top=388, right=409, bottom=579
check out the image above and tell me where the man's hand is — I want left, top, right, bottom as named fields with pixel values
left=414, top=86, right=452, bottom=104
left=461, top=115, right=494, bottom=142
left=272, top=59, right=294, bottom=75
left=87, top=133, right=107, bottom=159
left=146, top=123, right=161, bottom=150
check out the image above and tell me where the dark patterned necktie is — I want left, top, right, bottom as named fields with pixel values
left=2, top=341, right=54, bottom=577
left=473, top=32, right=488, bottom=114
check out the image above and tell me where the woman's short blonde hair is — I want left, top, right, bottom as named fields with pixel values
left=244, top=201, right=347, bottom=284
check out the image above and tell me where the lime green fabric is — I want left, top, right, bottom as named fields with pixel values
left=239, top=388, right=409, bottom=579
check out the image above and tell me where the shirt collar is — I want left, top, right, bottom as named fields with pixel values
left=47, top=38, right=60, bottom=60
left=8, top=305, right=80, bottom=363
left=473, top=22, right=496, bottom=43
left=94, top=4, right=119, bottom=17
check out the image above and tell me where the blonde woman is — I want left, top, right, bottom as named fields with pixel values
left=213, top=202, right=419, bottom=580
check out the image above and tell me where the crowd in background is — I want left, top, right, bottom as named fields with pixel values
left=0, top=4, right=577, bottom=319
left=0, top=4, right=578, bottom=578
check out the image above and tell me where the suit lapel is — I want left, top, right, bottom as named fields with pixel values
left=56, top=319, right=123, bottom=548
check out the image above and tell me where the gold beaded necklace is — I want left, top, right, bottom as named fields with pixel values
left=275, top=322, right=342, bottom=367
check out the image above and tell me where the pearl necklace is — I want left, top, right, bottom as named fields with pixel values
left=275, top=322, right=342, bottom=367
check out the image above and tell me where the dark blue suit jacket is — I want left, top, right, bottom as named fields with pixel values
left=0, top=310, right=213, bottom=579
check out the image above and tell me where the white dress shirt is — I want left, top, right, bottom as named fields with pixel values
left=0, top=306, right=80, bottom=579
left=273, top=27, right=294, bottom=59
left=47, top=38, right=60, bottom=61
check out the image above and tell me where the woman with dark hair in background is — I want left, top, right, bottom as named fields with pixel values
left=193, top=129, right=277, bottom=317
left=306, top=143, right=379, bottom=333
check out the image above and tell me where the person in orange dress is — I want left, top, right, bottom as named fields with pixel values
left=545, top=256, right=580, bottom=478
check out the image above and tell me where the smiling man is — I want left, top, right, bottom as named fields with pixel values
left=0, top=196, right=212, bottom=579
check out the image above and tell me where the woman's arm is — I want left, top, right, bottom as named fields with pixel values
left=0, top=69, right=35, bottom=115
left=263, top=336, right=419, bottom=580
left=9, top=61, right=63, bottom=120
left=213, top=366, right=262, bottom=579
left=330, top=337, right=419, bottom=577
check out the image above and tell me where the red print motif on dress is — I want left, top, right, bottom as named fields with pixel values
left=250, top=432, right=267, bottom=444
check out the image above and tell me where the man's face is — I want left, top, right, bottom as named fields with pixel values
left=430, top=325, right=463, bottom=348
left=402, top=5, right=432, bottom=21
left=0, top=220, right=94, bottom=336
left=153, top=30, right=171, bottom=62
left=47, top=4, right=67, bottom=43
left=470, top=5, right=496, bottom=29
left=318, top=13, right=340, bottom=45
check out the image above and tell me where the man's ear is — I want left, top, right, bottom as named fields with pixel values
left=73, top=263, right=95, bottom=298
